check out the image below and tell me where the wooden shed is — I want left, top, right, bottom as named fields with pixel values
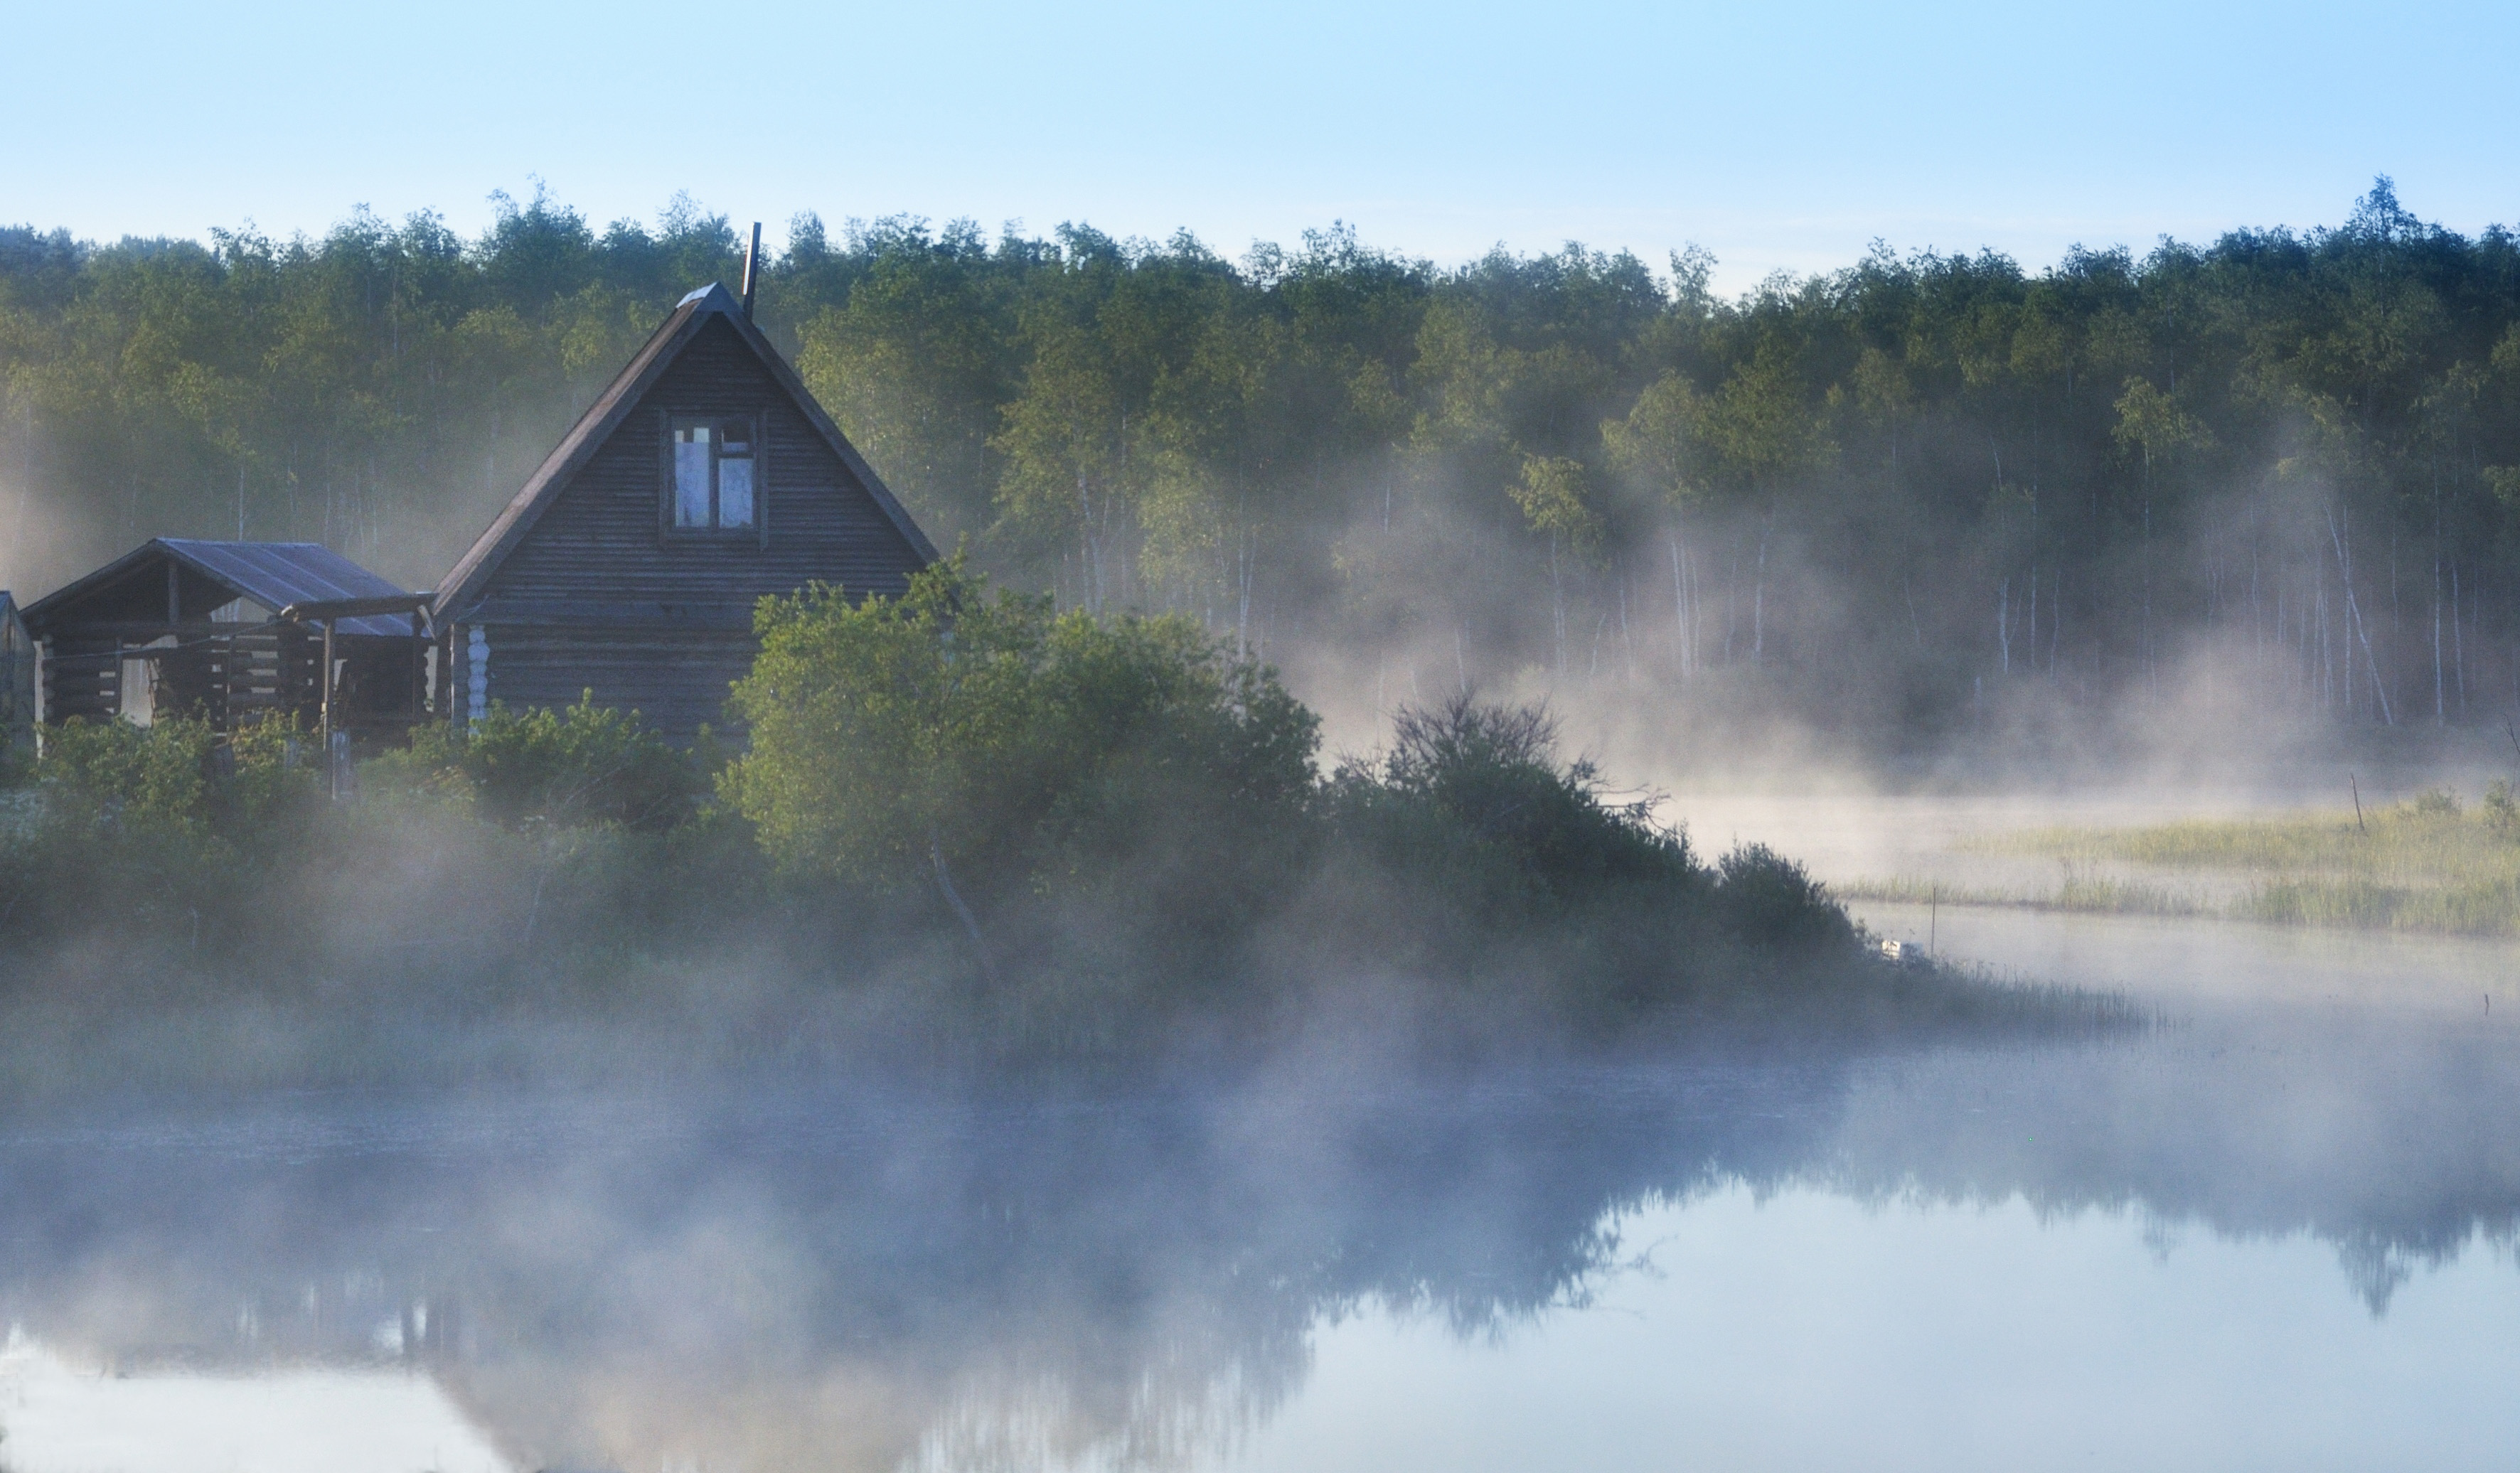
left=18, top=539, right=431, bottom=738
left=431, top=281, right=936, bottom=743
left=0, top=591, right=33, bottom=756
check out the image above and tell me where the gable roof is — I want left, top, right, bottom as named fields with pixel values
left=433, top=282, right=937, bottom=622
left=24, top=539, right=420, bottom=638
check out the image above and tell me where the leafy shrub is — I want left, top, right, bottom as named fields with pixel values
left=0, top=714, right=324, bottom=953
left=2412, top=787, right=2462, bottom=818
left=1712, top=843, right=1854, bottom=953
left=725, top=558, right=1318, bottom=924
left=38, top=714, right=319, bottom=845
left=365, top=697, right=706, bottom=832
left=38, top=716, right=221, bottom=836
left=1324, top=694, right=1699, bottom=923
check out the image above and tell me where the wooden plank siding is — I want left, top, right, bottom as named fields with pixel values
left=449, top=627, right=757, bottom=744
left=439, top=292, right=934, bottom=744
left=41, top=637, right=120, bottom=724
left=472, top=318, right=921, bottom=610
left=36, top=627, right=338, bottom=731
left=23, top=540, right=432, bottom=739
left=0, top=596, right=31, bottom=751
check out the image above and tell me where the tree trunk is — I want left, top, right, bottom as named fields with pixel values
left=1752, top=513, right=1770, bottom=665
left=1998, top=579, right=2010, bottom=677
left=2455, top=562, right=2468, bottom=714
left=930, top=830, right=996, bottom=985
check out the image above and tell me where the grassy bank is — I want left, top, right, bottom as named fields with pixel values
left=1846, top=788, right=2520, bottom=937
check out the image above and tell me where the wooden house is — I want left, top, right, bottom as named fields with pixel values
left=0, top=591, right=32, bottom=755
left=432, top=281, right=936, bottom=742
left=18, top=539, right=431, bottom=738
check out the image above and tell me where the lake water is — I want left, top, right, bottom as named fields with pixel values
left=3, top=806, right=2517, bottom=1471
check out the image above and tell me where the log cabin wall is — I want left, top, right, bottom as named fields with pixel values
left=36, top=626, right=329, bottom=731
left=441, top=296, right=932, bottom=744
left=479, top=316, right=921, bottom=608
left=23, top=541, right=431, bottom=739
left=447, top=624, right=758, bottom=744
left=41, top=636, right=122, bottom=724
left=0, top=598, right=31, bottom=751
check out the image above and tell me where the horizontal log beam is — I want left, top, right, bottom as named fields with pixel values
left=277, top=594, right=434, bottom=622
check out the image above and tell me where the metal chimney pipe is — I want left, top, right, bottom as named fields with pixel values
left=740, top=222, right=762, bottom=318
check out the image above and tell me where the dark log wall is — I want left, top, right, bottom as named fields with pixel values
left=449, top=628, right=755, bottom=744
left=223, top=627, right=326, bottom=730
left=483, top=316, right=922, bottom=609
left=39, top=627, right=336, bottom=732
left=41, top=637, right=119, bottom=724
left=0, top=614, right=31, bottom=749
left=454, top=313, right=927, bottom=742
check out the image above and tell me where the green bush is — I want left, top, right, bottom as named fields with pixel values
left=36, top=714, right=321, bottom=846
left=38, top=715, right=221, bottom=837
left=1315, top=695, right=1872, bottom=1022
left=725, top=557, right=1319, bottom=931
left=1325, top=695, right=1698, bottom=921
left=726, top=565, right=1870, bottom=1021
left=366, top=697, right=707, bottom=832
left=1712, top=844, right=1854, bottom=953
left=2412, top=787, right=2463, bottom=818
left=0, top=714, right=324, bottom=953
left=0, top=590, right=1896, bottom=1059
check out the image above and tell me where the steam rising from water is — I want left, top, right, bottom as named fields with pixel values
left=1, top=899, right=2514, bottom=1470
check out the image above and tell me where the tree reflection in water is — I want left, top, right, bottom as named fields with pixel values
left=0, top=1005, right=2513, bottom=1471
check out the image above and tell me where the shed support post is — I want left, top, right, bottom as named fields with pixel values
left=320, top=617, right=336, bottom=800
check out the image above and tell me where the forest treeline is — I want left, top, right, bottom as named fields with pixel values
left=7, top=180, right=2520, bottom=740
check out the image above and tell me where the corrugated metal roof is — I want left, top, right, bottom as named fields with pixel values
left=157, top=541, right=417, bottom=636
left=26, top=540, right=421, bottom=640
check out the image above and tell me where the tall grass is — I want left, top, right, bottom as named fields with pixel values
left=1840, top=872, right=2211, bottom=918
left=1867, top=788, right=2520, bottom=937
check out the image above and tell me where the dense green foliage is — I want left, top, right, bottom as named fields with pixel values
left=1321, top=696, right=1694, bottom=930
left=724, top=567, right=1879, bottom=1031
left=727, top=559, right=1319, bottom=971
left=11, top=181, right=2520, bottom=736
left=730, top=561, right=1313, bottom=887
left=377, top=695, right=709, bottom=831
left=0, top=703, right=741, bottom=973
left=0, top=714, right=322, bottom=943
left=0, top=615, right=2088, bottom=1081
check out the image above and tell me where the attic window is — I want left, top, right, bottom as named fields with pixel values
left=669, top=415, right=757, bottom=531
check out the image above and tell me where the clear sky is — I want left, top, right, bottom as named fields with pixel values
left=10, top=0, right=2514, bottom=294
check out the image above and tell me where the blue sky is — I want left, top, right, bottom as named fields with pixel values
left=11, top=0, right=2514, bottom=294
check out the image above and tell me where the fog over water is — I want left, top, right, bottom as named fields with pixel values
left=2, top=793, right=2516, bottom=1471
left=10, top=85, right=2520, bottom=1473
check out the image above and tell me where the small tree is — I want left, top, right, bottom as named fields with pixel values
left=368, top=697, right=703, bottom=832
left=723, top=558, right=1318, bottom=968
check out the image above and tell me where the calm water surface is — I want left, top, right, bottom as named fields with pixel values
left=2, top=894, right=2516, bottom=1470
